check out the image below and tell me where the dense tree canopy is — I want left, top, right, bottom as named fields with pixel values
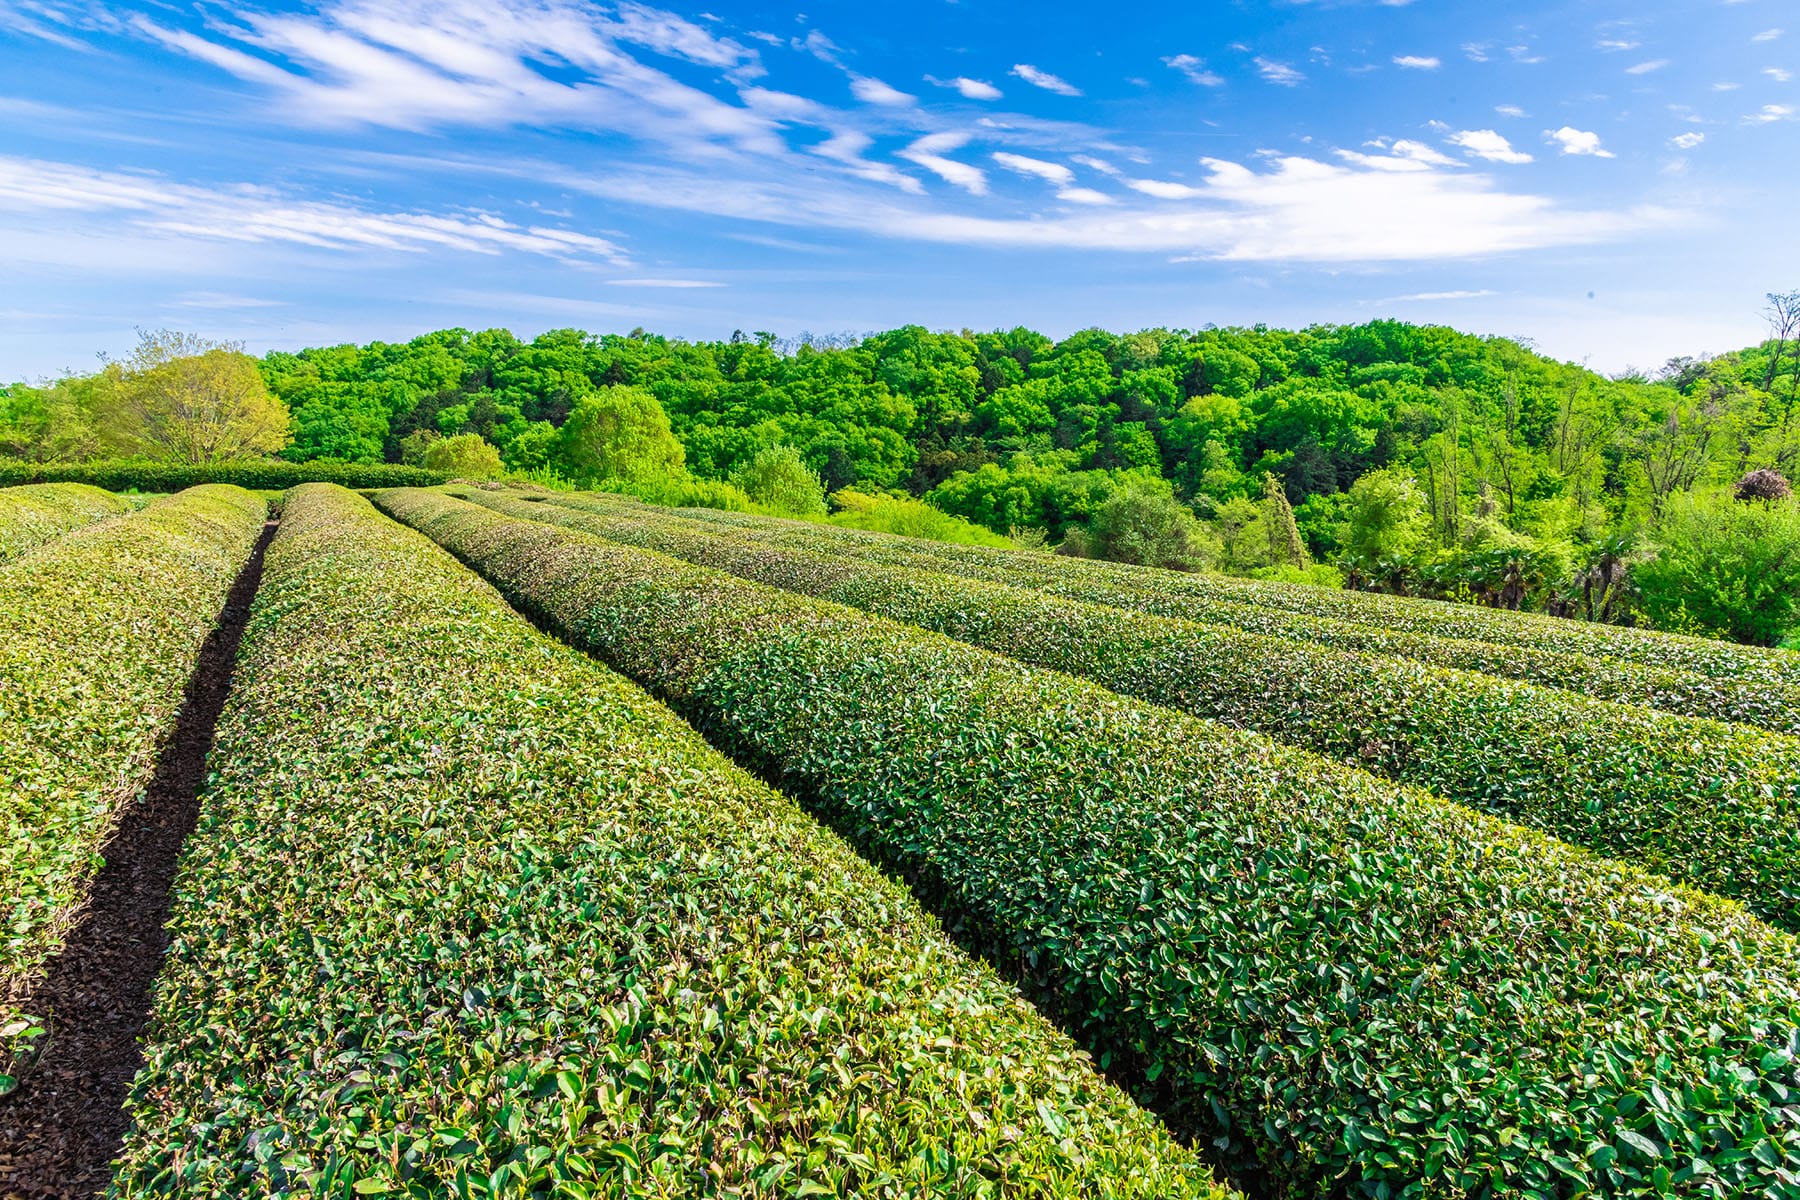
left=6, top=310, right=1799, bottom=642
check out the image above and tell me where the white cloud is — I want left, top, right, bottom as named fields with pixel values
left=1767, top=68, right=1794, bottom=83
left=1255, top=57, right=1305, bottom=86
left=793, top=29, right=841, bottom=66
left=127, top=0, right=785, bottom=155
left=1545, top=126, right=1615, bottom=157
left=898, top=132, right=988, bottom=194
left=810, top=130, right=922, bottom=193
left=1671, top=131, right=1705, bottom=149
left=1495, top=104, right=1527, bottom=117
left=1446, top=129, right=1534, bottom=164
left=1595, top=39, right=1641, bottom=53
left=1462, top=42, right=1490, bottom=62
left=1713, top=81, right=1742, bottom=91
left=1507, top=45, right=1546, bottom=64
left=1056, top=187, right=1113, bottom=206
left=1625, top=59, right=1670, bottom=75
left=0, top=155, right=630, bottom=261
left=1753, top=28, right=1783, bottom=43
left=1010, top=63, right=1081, bottom=96
left=992, top=152, right=1074, bottom=185
left=1748, top=104, right=1796, bottom=123
left=1072, top=155, right=1122, bottom=177
left=604, top=277, right=723, bottom=287
left=926, top=75, right=1002, bottom=100
left=1393, top=55, right=1441, bottom=70
left=1164, top=54, right=1224, bottom=86
left=1127, top=178, right=1207, bottom=199
left=849, top=75, right=914, bottom=105
left=1383, top=289, right=1496, bottom=301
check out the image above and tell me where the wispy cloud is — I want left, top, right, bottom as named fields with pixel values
left=1393, top=55, right=1441, bottom=70
left=1625, top=59, right=1670, bottom=75
left=1670, top=131, right=1705, bottom=149
left=0, top=155, right=631, bottom=261
left=1767, top=68, right=1794, bottom=83
left=898, top=132, right=988, bottom=194
left=1545, top=126, right=1615, bottom=157
left=1164, top=54, right=1224, bottom=86
left=605, top=278, right=724, bottom=287
left=1382, top=289, right=1496, bottom=302
left=1446, top=129, right=1533, bottom=164
left=1752, top=28, right=1783, bottom=43
left=1010, top=63, right=1081, bottom=96
left=1255, top=57, right=1304, bottom=86
left=849, top=75, right=914, bottom=106
left=1494, top=104, right=1527, bottom=117
left=1747, top=103, right=1796, bottom=123
left=1595, top=38, right=1641, bottom=53
left=926, top=75, right=1002, bottom=100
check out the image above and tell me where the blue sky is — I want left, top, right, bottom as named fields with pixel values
left=0, top=0, right=1795, bottom=379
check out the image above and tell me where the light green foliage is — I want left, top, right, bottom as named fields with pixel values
left=0, top=485, right=265, bottom=1087
left=1637, top=491, right=1800, bottom=646
left=105, top=330, right=290, bottom=463
left=382, top=486, right=1800, bottom=1200
left=555, top=384, right=687, bottom=486
left=420, top=431, right=504, bottom=478
left=0, top=483, right=132, bottom=563
left=457, top=488, right=1800, bottom=926
left=1336, top=467, right=1431, bottom=582
left=112, top=483, right=1227, bottom=1199
left=730, top=444, right=827, bottom=517
left=827, top=489, right=1013, bottom=546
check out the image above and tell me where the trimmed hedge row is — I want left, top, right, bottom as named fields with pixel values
left=0, top=458, right=447, bottom=493
left=0, top=485, right=266, bottom=1086
left=565, top=493, right=1800, bottom=735
left=554, top=492, right=1800, bottom=727
left=382, top=486, right=1800, bottom=1200
left=457, top=487, right=1800, bottom=930
left=0, top=482, right=134, bottom=564
left=113, top=483, right=1225, bottom=1199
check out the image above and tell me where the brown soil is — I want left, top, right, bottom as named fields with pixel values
left=0, top=519, right=277, bottom=1200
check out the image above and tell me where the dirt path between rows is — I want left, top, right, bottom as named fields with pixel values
left=0, top=518, right=278, bottom=1200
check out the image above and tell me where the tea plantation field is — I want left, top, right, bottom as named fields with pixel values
left=5, top=479, right=1800, bottom=1199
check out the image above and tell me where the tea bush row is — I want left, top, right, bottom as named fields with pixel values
left=0, top=458, right=447, bottom=493
left=564, top=492, right=1800, bottom=724
left=0, top=485, right=265, bottom=1087
left=459, top=488, right=1800, bottom=931
left=112, top=483, right=1226, bottom=1199
left=0, top=482, right=133, bottom=564
left=382, top=487, right=1800, bottom=1200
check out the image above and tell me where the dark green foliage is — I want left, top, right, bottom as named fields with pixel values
left=0, top=485, right=266, bottom=1088
left=0, top=458, right=446, bottom=491
left=451, top=488, right=1800, bottom=928
left=381, top=486, right=1800, bottom=1200
left=113, top=483, right=1227, bottom=1199
left=0, top=482, right=132, bottom=563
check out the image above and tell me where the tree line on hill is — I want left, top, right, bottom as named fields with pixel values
left=4, top=301, right=1798, bottom=645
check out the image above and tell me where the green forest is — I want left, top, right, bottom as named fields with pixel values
left=5, top=303, right=1799, bottom=644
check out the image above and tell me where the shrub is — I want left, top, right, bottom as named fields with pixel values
left=0, top=484, right=266, bottom=1090
left=545, top=491, right=1800, bottom=735
left=454, top=487, right=1800, bottom=927
left=554, top=385, right=686, bottom=486
left=1067, top=478, right=1216, bottom=570
left=420, top=431, right=504, bottom=478
left=0, top=458, right=446, bottom=491
left=1637, top=491, right=1800, bottom=646
left=1737, top=468, right=1793, bottom=503
left=112, top=483, right=1226, bottom=1198
left=0, top=482, right=132, bottom=563
left=380, top=486, right=1800, bottom=1200
left=827, top=488, right=1013, bottom=547
left=730, top=445, right=827, bottom=517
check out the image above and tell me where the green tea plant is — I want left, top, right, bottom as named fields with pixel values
left=0, top=482, right=133, bottom=563
left=381, top=487, right=1800, bottom=1200
left=455, top=487, right=1800, bottom=929
left=0, top=484, right=265, bottom=1089
left=112, top=483, right=1229, bottom=1199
